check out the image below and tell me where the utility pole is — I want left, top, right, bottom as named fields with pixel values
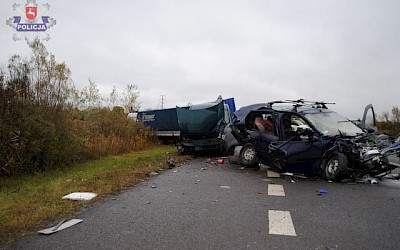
left=160, top=95, right=166, bottom=109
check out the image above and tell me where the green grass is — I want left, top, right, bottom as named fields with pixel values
left=0, top=145, right=189, bottom=244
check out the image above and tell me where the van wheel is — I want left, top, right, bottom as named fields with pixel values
left=240, top=143, right=258, bottom=167
left=323, top=153, right=347, bottom=181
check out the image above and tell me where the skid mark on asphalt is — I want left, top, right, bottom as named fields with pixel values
left=267, top=184, right=297, bottom=236
left=268, top=210, right=297, bottom=236
left=268, top=184, right=285, bottom=196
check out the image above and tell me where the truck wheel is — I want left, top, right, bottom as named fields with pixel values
left=240, top=143, right=258, bottom=167
left=323, top=153, right=347, bottom=181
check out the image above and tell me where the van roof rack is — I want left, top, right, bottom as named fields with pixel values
left=266, top=99, right=335, bottom=112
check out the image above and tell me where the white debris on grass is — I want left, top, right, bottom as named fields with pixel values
left=62, top=192, right=97, bottom=201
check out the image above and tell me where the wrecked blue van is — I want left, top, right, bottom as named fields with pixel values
left=223, top=100, right=400, bottom=180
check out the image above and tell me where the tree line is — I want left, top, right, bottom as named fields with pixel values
left=0, top=40, right=153, bottom=176
left=377, top=107, right=400, bottom=138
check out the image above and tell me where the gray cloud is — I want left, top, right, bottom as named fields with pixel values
left=1, top=0, right=399, bottom=118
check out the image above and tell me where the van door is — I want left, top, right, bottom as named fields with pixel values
left=361, top=104, right=376, bottom=131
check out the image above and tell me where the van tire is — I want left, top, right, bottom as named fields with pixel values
left=322, top=153, right=347, bottom=181
left=240, top=143, right=258, bottom=167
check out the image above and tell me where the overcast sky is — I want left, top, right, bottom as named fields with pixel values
left=1, top=0, right=399, bottom=119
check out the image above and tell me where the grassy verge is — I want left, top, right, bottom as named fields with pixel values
left=0, top=145, right=190, bottom=244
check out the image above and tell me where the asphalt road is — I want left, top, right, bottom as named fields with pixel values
left=10, top=157, right=400, bottom=250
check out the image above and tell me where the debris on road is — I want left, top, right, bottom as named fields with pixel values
left=166, top=156, right=175, bottom=168
left=216, top=158, right=224, bottom=164
left=151, top=185, right=157, bottom=188
left=220, top=185, right=231, bottom=189
left=149, top=172, right=159, bottom=176
left=38, top=219, right=83, bottom=235
left=357, top=174, right=379, bottom=184
left=317, top=189, right=328, bottom=195
left=62, top=192, right=97, bottom=201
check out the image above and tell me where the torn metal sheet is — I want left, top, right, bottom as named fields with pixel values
left=38, top=219, right=83, bottom=235
left=62, top=192, right=97, bottom=201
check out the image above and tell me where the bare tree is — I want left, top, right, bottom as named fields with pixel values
left=81, top=78, right=100, bottom=109
left=108, top=85, right=119, bottom=109
left=380, top=111, right=390, bottom=122
left=392, top=106, right=400, bottom=123
left=122, top=84, right=140, bottom=113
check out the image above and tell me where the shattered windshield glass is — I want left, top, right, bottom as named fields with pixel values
left=304, top=111, right=364, bottom=136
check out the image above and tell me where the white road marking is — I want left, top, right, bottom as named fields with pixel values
left=268, top=184, right=285, bottom=196
left=267, top=170, right=281, bottom=178
left=268, top=210, right=297, bottom=236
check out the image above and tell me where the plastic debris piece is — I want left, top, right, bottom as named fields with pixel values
left=290, top=180, right=295, bottom=183
left=151, top=185, right=157, bottom=188
left=62, top=192, right=97, bottom=201
left=216, top=159, right=224, bottom=164
left=38, top=219, right=83, bottom=235
left=239, top=167, right=245, bottom=170
left=220, top=185, right=231, bottom=189
left=283, top=172, right=294, bottom=176
left=318, top=189, right=328, bottom=194
left=149, top=172, right=159, bottom=175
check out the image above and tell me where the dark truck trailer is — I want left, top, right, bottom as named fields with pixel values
left=135, top=108, right=180, bottom=143
left=176, top=96, right=234, bottom=153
